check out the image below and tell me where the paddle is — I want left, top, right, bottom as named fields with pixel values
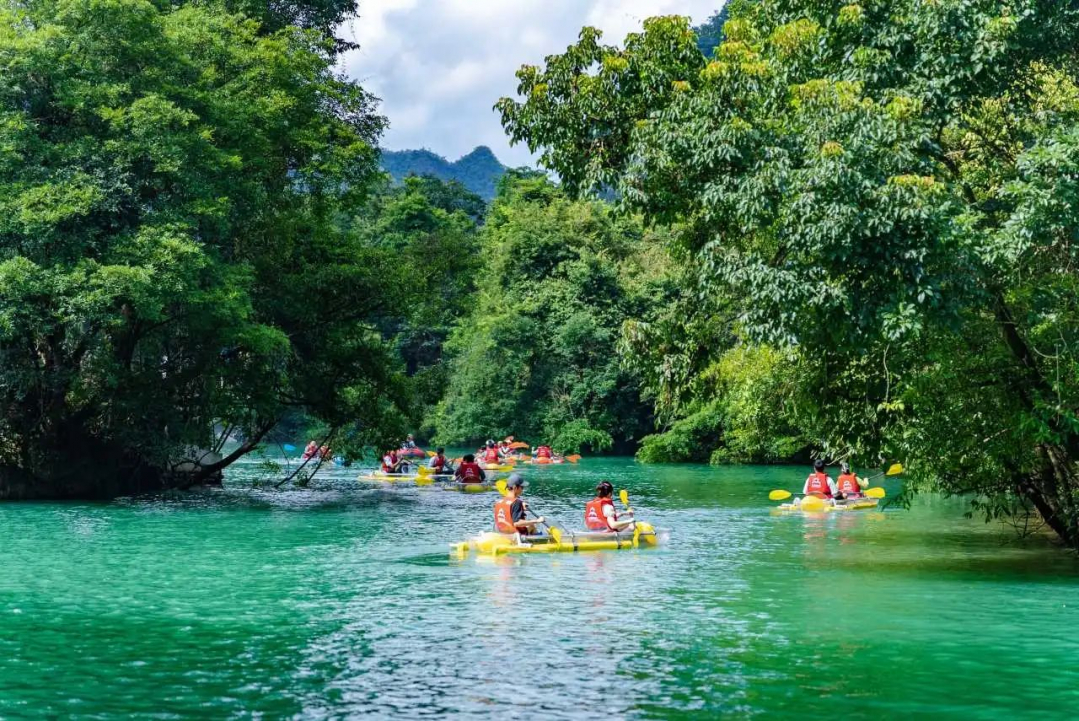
left=282, top=444, right=296, bottom=453
left=864, top=486, right=886, bottom=499
left=862, top=463, right=904, bottom=483
left=494, top=480, right=563, bottom=545
left=769, top=490, right=792, bottom=501
left=566, top=454, right=581, bottom=463
left=618, top=489, right=641, bottom=547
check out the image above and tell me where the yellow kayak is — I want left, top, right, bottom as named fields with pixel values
left=452, top=523, right=659, bottom=556
left=481, top=463, right=515, bottom=472
left=441, top=482, right=498, bottom=494
left=357, top=472, right=437, bottom=485
left=775, top=497, right=880, bottom=513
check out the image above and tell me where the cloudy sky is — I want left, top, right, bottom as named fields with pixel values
left=339, top=1, right=722, bottom=167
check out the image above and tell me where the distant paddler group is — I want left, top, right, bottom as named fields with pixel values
left=769, top=460, right=903, bottom=512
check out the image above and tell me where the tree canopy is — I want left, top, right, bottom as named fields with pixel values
left=499, top=1, right=1079, bottom=547
left=0, top=0, right=403, bottom=495
left=430, top=173, right=672, bottom=454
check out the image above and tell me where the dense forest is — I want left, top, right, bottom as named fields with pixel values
left=2, top=0, right=1079, bottom=550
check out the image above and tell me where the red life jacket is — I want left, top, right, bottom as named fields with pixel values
left=483, top=448, right=499, bottom=463
left=536, top=446, right=552, bottom=459
left=431, top=455, right=446, bottom=471
left=806, top=472, right=833, bottom=498
left=584, top=497, right=615, bottom=531
left=381, top=451, right=398, bottom=473
left=837, top=473, right=861, bottom=495
left=457, top=462, right=482, bottom=481
left=494, top=497, right=517, bottom=533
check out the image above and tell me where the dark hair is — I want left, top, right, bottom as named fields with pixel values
left=437, top=447, right=445, bottom=454
left=814, top=459, right=825, bottom=470
left=596, top=481, right=614, bottom=497
left=463, top=453, right=475, bottom=463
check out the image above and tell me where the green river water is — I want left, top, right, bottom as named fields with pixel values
left=2, top=455, right=1078, bottom=719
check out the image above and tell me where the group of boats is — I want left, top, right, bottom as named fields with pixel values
left=349, top=446, right=900, bottom=557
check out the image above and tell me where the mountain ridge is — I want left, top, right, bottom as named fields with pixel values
left=381, top=146, right=507, bottom=200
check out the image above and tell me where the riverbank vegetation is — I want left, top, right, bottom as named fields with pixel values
left=499, top=0, right=1079, bottom=546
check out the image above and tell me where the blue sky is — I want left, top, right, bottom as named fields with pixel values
left=340, top=1, right=722, bottom=167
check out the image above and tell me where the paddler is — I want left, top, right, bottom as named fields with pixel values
left=584, top=481, right=635, bottom=532
left=382, top=448, right=405, bottom=474
left=402, top=434, right=417, bottom=450
left=302, top=441, right=318, bottom=460
left=803, top=459, right=837, bottom=500
left=497, top=437, right=513, bottom=459
left=481, top=440, right=500, bottom=465
left=428, top=447, right=453, bottom=474
left=494, top=474, right=544, bottom=539
left=835, top=462, right=865, bottom=499
left=454, top=454, right=486, bottom=484
left=534, top=444, right=553, bottom=460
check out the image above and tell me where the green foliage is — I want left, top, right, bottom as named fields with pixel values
left=431, top=173, right=671, bottom=453
left=633, top=346, right=806, bottom=464
left=345, top=175, right=485, bottom=436
left=0, top=0, right=404, bottom=494
left=499, top=1, right=1079, bottom=546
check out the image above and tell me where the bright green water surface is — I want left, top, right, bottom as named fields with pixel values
left=2, top=456, right=1078, bottom=719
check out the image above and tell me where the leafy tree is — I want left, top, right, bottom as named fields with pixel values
left=346, top=175, right=485, bottom=436
left=431, top=173, right=672, bottom=454
left=499, top=2, right=1079, bottom=546
left=0, top=0, right=403, bottom=496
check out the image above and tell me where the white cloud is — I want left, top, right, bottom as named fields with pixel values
left=340, top=0, right=722, bottom=167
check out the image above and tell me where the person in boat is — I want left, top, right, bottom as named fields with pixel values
left=534, top=445, right=553, bottom=460
left=428, top=447, right=453, bottom=474
left=494, top=474, right=544, bottom=539
left=382, top=449, right=406, bottom=474
left=803, top=459, right=837, bottom=500
left=497, top=437, right=513, bottom=459
left=585, top=481, right=635, bottom=532
left=402, top=434, right=417, bottom=450
left=835, top=462, right=864, bottom=499
left=454, top=454, right=486, bottom=484
left=318, top=445, right=332, bottom=460
left=302, top=441, right=318, bottom=460
left=481, top=440, right=500, bottom=465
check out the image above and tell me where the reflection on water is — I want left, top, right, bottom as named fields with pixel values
left=1, top=455, right=1078, bottom=718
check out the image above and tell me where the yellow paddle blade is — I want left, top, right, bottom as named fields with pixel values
left=769, top=490, right=792, bottom=501
left=415, top=475, right=434, bottom=486
left=426, top=450, right=436, bottom=457
left=865, top=487, right=886, bottom=499
left=632, top=525, right=640, bottom=548
left=495, top=479, right=508, bottom=496
left=416, top=465, right=432, bottom=475
left=800, top=496, right=826, bottom=512
left=619, top=489, right=629, bottom=507
left=549, top=526, right=563, bottom=545
left=886, top=463, right=904, bottom=476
